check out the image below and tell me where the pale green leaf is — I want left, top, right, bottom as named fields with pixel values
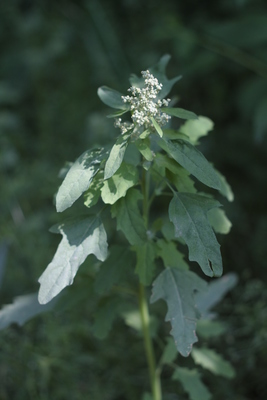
left=97, top=86, right=129, bottom=109
left=111, top=188, right=147, bottom=246
left=94, top=245, right=135, bottom=294
left=195, top=273, right=238, bottom=317
left=208, top=208, right=232, bottom=234
left=179, top=116, right=214, bottom=144
left=134, top=241, right=156, bottom=285
left=129, top=54, right=182, bottom=99
left=161, top=107, right=198, bottom=120
left=84, top=171, right=104, bottom=208
left=192, top=347, right=236, bottom=378
left=101, top=162, right=138, bottom=205
left=150, top=117, right=163, bottom=137
left=104, top=133, right=130, bottom=179
left=169, top=192, right=223, bottom=277
left=38, top=216, right=108, bottom=304
left=135, top=138, right=154, bottom=161
left=172, top=367, right=212, bottom=400
left=150, top=268, right=207, bottom=357
left=216, top=169, right=234, bottom=202
left=158, top=137, right=222, bottom=191
left=0, top=293, right=56, bottom=330
left=56, top=147, right=107, bottom=212
left=156, top=239, right=189, bottom=270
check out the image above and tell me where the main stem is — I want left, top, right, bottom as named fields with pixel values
left=139, top=283, right=161, bottom=400
left=139, top=168, right=162, bottom=400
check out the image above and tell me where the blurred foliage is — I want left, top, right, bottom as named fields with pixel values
left=1, top=0, right=267, bottom=399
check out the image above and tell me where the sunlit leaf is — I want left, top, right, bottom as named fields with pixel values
left=0, top=293, right=56, bottom=330
left=208, top=208, right=232, bottom=234
left=101, top=163, right=138, bottom=205
left=179, top=116, right=214, bottom=144
left=104, top=133, right=130, bottom=179
left=150, top=116, right=163, bottom=137
left=56, top=147, right=107, bottom=212
left=38, top=216, right=108, bottom=304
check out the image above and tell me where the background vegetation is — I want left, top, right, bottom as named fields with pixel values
left=0, top=0, right=267, bottom=399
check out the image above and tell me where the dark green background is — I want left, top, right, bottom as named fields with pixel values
left=1, top=0, right=267, bottom=399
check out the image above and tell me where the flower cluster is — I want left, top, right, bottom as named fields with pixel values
left=115, top=70, right=171, bottom=134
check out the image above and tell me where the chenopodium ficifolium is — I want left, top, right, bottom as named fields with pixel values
left=38, top=55, right=234, bottom=358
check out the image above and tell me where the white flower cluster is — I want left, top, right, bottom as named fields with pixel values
left=114, top=70, right=171, bottom=134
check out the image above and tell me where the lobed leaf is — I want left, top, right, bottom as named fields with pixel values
left=56, top=147, right=107, bottom=212
left=151, top=268, right=207, bottom=356
left=208, top=208, right=232, bottom=234
left=111, top=188, right=147, bottom=246
left=169, top=193, right=223, bottom=277
left=158, top=137, right=222, bottom=191
left=156, top=239, right=189, bottom=270
left=38, top=216, right=108, bottom=304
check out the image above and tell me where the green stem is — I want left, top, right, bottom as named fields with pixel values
left=138, top=283, right=162, bottom=400
left=139, top=165, right=162, bottom=400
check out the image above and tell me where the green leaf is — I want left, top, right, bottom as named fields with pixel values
left=169, top=192, right=223, bottom=277
left=195, top=273, right=238, bottom=317
left=216, top=169, right=234, bottom=202
left=38, top=216, right=108, bottom=304
left=56, top=147, right=107, bottom=212
left=150, top=268, right=207, bottom=357
left=101, top=162, right=138, bottom=205
left=158, top=137, right=222, bottom=191
left=104, top=134, right=130, bottom=179
left=192, top=347, right=236, bottom=378
left=84, top=171, right=104, bottom=208
left=111, top=188, right=147, bottom=246
left=208, top=208, right=232, bottom=234
left=135, top=138, right=154, bottom=161
left=94, top=245, right=135, bottom=294
left=172, top=367, right=212, bottom=400
left=134, top=241, right=156, bottom=285
left=179, top=116, right=214, bottom=144
left=197, top=320, right=227, bottom=338
left=156, top=239, right=189, bottom=270
left=161, top=337, right=178, bottom=364
left=150, top=116, right=163, bottom=137
left=0, top=293, right=56, bottom=330
left=97, top=86, right=129, bottom=109
left=93, top=297, right=128, bottom=339
left=107, top=109, right=129, bottom=118
left=161, top=107, right=198, bottom=120
left=129, top=54, right=182, bottom=99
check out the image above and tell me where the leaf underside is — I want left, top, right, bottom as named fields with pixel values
left=38, top=216, right=108, bottom=304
